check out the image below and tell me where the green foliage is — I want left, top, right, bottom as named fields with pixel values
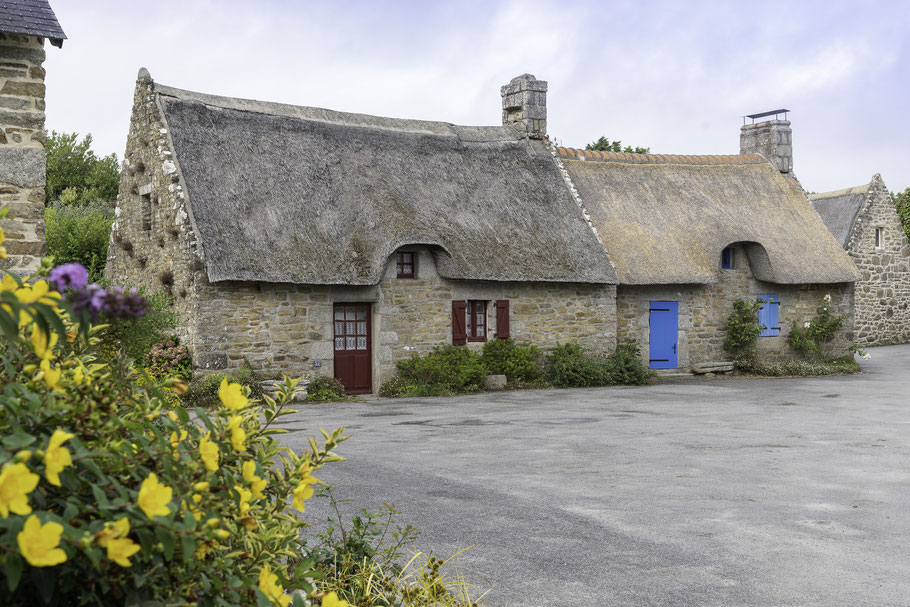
left=605, top=342, right=652, bottom=385
left=310, top=487, right=483, bottom=606
left=100, top=291, right=177, bottom=364
left=724, top=298, right=763, bottom=357
left=788, top=296, right=846, bottom=358
left=395, top=345, right=486, bottom=394
left=45, top=132, right=120, bottom=205
left=305, top=375, right=347, bottom=402
left=0, top=262, right=346, bottom=605
left=893, top=188, right=910, bottom=242
left=585, top=135, right=650, bottom=154
left=479, top=338, right=544, bottom=383
left=546, top=342, right=651, bottom=388
left=735, top=355, right=860, bottom=376
left=181, top=366, right=264, bottom=410
left=44, top=201, right=113, bottom=283
left=143, top=336, right=192, bottom=381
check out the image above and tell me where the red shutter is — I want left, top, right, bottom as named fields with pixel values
left=452, top=300, right=467, bottom=345
left=495, top=300, right=510, bottom=339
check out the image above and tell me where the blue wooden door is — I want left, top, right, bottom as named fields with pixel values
left=649, top=301, right=678, bottom=369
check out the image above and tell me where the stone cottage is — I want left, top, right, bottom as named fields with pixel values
left=108, top=71, right=858, bottom=390
left=0, top=0, right=65, bottom=275
left=810, top=175, right=910, bottom=346
left=106, top=71, right=618, bottom=393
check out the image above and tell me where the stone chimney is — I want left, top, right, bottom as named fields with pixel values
left=740, top=109, right=793, bottom=174
left=501, top=74, right=547, bottom=139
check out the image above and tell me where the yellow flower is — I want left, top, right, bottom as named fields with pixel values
left=234, top=484, right=253, bottom=516
left=321, top=591, right=350, bottom=607
left=42, top=364, right=63, bottom=391
left=30, top=327, right=58, bottom=360
left=1, top=273, right=17, bottom=292
left=73, top=365, right=84, bottom=385
left=218, top=378, right=248, bottom=410
left=137, top=473, right=172, bottom=519
left=169, top=428, right=188, bottom=450
left=193, top=481, right=210, bottom=492
left=199, top=432, right=219, bottom=472
left=242, top=460, right=267, bottom=499
left=181, top=499, right=202, bottom=522
left=228, top=415, right=246, bottom=452
left=107, top=535, right=140, bottom=567
left=0, top=226, right=5, bottom=260
left=292, top=462, right=321, bottom=512
left=14, top=280, right=60, bottom=306
left=45, top=429, right=75, bottom=486
left=258, top=565, right=291, bottom=607
left=17, top=515, right=66, bottom=567
left=0, top=462, right=40, bottom=517
left=95, top=517, right=130, bottom=547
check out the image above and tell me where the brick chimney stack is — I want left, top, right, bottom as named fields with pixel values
left=501, top=74, right=547, bottom=139
left=740, top=110, right=793, bottom=174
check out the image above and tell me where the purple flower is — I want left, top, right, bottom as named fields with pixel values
left=48, top=263, right=89, bottom=292
left=67, top=282, right=146, bottom=322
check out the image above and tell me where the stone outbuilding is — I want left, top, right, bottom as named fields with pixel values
left=811, top=175, right=910, bottom=346
left=0, top=0, right=65, bottom=275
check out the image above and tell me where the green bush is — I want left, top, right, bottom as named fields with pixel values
left=395, top=345, right=486, bottom=394
left=723, top=298, right=763, bottom=357
left=100, top=290, right=177, bottom=364
left=604, top=342, right=651, bottom=385
left=480, top=338, right=544, bottom=383
left=44, top=201, right=113, bottom=283
left=0, top=261, right=345, bottom=605
left=788, top=295, right=846, bottom=358
left=143, top=335, right=192, bottom=381
left=182, top=366, right=264, bottom=409
left=305, top=375, right=346, bottom=402
left=546, top=342, right=651, bottom=388
left=735, top=356, right=860, bottom=376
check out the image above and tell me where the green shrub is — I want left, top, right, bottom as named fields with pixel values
left=143, top=335, right=192, bottom=381
left=182, top=366, right=264, bottom=409
left=305, top=375, right=346, bottom=402
left=604, top=342, right=651, bottom=385
left=0, top=260, right=345, bottom=605
left=788, top=295, right=846, bottom=358
left=724, top=298, right=763, bottom=357
left=480, top=338, right=544, bottom=383
left=100, top=290, right=177, bottom=364
left=546, top=343, right=611, bottom=388
left=396, top=345, right=486, bottom=393
left=735, top=356, right=860, bottom=376
left=44, top=201, right=113, bottom=283
left=378, top=375, right=414, bottom=398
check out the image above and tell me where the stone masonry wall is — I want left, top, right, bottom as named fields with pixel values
left=0, top=34, right=48, bottom=275
left=106, top=72, right=202, bottom=351
left=846, top=175, right=910, bottom=346
left=740, top=119, right=793, bottom=174
left=617, top=243, right=854, bottom=369
left=193, top=246, right=617, bottom=390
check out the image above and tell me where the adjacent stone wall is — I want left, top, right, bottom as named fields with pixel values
left=845, top=175, right=910, bottom=345
left=192, top=246, right=617, bottom=390
left=106, top=71, right=202, bottom=351
left=0, top=34, right=48, bottom=275
left=617, top=243, right=854, bottom=369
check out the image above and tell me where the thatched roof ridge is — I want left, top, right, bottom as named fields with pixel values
left=153, top=81, right=617, bottom=285
left=561, top=154, right=858, bottom=285
left=809, top=183, right=870, bottom=248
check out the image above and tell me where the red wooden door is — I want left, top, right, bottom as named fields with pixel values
left=333, top=303, right=372, bottom=394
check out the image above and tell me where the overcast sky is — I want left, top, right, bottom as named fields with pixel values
left=44, top=0, right=909, bottom=193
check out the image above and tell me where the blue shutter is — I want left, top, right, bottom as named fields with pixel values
left=757, top=295, right=780, bottom=337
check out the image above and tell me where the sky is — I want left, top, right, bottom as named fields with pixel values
left=43, top=0, right=910, bottom=193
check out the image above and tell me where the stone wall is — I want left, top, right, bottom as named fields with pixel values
left=617, top=242, right=854, bottom=369
left=0, top=34, right=48, bottom=275
left=106, top=71, right=203, bottom=351
left=846, top=175, right=910, bottom=345
left=192, top=246, right=617, bottom=390
left=740, top=119, right=793, bottom=174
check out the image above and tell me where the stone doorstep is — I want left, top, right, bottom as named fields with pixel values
left=691, top=362, right=736, bottom=374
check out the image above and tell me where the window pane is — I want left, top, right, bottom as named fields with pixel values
left=357, top=321, right=366, bottom=335
left=356, top=307, right=366, bottom=320
left=346, top=306, right=355, bottom=320
left=346, top=337, right=356, bottom=349
left=477, top=325, right=484, bottom=337
left=335, top=308, right=344, bottom=320
left=403, top=264, right=412, bottom=275
left=357, top=336, right=367, bottom=350
left=334, top=321, right=344, bottom=336
left=347, top=321, right=355, bottom=334
left=334, top=337, right=345, bottom=350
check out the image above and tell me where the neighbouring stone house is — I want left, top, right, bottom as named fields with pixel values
left=108, top=71, right=858, bottom=390
left=810, top=175, right=910, bottom=346
left=0, top=0, right=64, bottom=275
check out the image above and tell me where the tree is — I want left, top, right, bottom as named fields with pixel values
left=45, top=131, right=120, bottom=205
left=893, top=188, right=910, bottom=242
left=585, top=135, right=650, bottom=155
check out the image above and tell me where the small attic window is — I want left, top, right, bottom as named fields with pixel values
left=396, top=252, right=415, bottom=278
left=875, top=228, right=884, bottom=249
left=721, top=247, right=734, bottom=269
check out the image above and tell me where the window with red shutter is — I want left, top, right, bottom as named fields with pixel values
left=467, top=300, right=486, bottom=342
left=452, top=300, right=467, bottom=345
left=495, top=300, right=510, bottom=339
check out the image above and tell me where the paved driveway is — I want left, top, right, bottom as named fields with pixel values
left=277, top=346, right=910, bottom=606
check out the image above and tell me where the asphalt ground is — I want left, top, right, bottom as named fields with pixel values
left=277, top=346, right=910, bottom=606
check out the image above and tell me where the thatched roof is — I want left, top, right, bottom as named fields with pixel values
left=557, top=148, right=858, bottom=285
left=152, top=78, right=617, bottom=285
left=809, top=184, right=869, bottom=248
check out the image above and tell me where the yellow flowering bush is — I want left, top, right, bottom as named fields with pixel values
left=0, top=254, right=346, bottom=605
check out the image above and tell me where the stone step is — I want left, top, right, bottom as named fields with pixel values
left=691, top=362, right=735, bottom=374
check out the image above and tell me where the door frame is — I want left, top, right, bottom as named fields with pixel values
left=649, top=300, right=679, bottom=369
left=332, top=302, right=373, bottom=394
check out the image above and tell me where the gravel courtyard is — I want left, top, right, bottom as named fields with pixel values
left=277, top=346, right=910, bottom=606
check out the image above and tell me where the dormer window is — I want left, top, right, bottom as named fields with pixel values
left=875, top=228, right=884, bottom=249
left=396, top=252, right=415, bottom=278
left=721, top=247, right=734, bottom=269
